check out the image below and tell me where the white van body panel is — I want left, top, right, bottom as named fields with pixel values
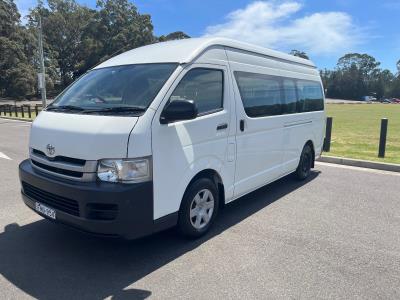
left=225, top=47, right=324, bottom=198
left=281, top=111, right=325, bottom=173
left=30, top=111, right=138, bottom=160
left=94, top=38, right=314, bottom=68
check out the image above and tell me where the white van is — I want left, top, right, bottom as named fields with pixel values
left=19, top=38, right=325, bottom=239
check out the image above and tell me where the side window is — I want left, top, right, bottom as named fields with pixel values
left=282, top=79, right=297, bottom=114
left=169, top=68, right=223, bottom=115
left=234, top=71, right=282, bottom=117
left=297, top=80, right=324, bottom=112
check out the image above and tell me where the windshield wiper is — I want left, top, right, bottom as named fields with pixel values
left=82, top=106, right=146, bottom=114
left=46, top=105, right=86, bottom=111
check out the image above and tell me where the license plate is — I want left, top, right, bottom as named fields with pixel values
left=35, top=202, right=56, bottom=219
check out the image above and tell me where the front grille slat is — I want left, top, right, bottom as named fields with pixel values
left=31, top=160, right=83, bottom=178
left=23, top=187, right=79, bottom=215
left=22, top=182, right=80, bottom=216
left=24, top=188, right=79, bottom=211
left=32, top=149, right=86, bottom=165
left=24, top=187, right=78, bottom=212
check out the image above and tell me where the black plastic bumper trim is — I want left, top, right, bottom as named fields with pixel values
left=19, top=159, right=177, bottom=239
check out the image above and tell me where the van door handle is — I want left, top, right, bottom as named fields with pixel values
left=216, top=123, right=228, bottom=130
left=239, top=119, right=245, bottom=132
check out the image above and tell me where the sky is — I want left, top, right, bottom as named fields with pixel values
left=16, top=0, right=400, bottom=72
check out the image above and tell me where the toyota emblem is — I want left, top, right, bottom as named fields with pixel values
left=46, top=144, right=55, bottom=156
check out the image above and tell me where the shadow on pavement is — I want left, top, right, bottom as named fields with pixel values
left=0, top=171, right=319, bottom=299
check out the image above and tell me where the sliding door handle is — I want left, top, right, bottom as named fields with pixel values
left=239, top=119, right=245, bottom=132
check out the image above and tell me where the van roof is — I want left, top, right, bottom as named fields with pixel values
left=94, top=37, right=316, bottom=69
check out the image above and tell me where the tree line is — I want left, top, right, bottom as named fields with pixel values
left=291, top=51, right=400, bottom=100
left=1, top=0, right=400, bottom=100
left=0, top=0, right=189, bottom=99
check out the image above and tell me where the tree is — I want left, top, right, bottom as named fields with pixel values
left=321, top=53, right=387, bottom=100
left=158, top=31, right=190, bottom=42
left=1, top=0, right=192, bottom=98
left=337, top=53, right=381, bottom=81
left=289, top=50, right=309, bottom=60
left=28, top=0, right=95, bottom=87
left=75, top=0, right=156, bottom=77
left=373, top=69, right=395, bottom=99
left=0, top=0, right=36, bottom=98
left=0, top=0, right=20, bottom=36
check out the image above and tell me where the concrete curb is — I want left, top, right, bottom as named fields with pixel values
left=0, top=116, right=33, bottom=122
left=317, top=156, right=400, bottom=173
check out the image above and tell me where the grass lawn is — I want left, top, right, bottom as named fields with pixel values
left=326, top=103, right=400, bottom=164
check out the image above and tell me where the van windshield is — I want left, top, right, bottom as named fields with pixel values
left=47, top=63, right=178, bottom=115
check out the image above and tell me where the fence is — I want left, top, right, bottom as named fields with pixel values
left=323, top=117, right=389, bottom=158
left=0, top=104, right=42, bottom=119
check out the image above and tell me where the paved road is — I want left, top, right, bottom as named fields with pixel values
left=1, top=118, right=400, bottom=299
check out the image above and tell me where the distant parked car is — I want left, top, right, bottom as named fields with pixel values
left=382, top=99, right=392, bottom=103
left=391, top=98, right=400, bottom=103
left=361, top=96, right=376, bottom=101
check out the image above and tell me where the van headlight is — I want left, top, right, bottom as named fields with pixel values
left=97, top=158, right=152, bottom=183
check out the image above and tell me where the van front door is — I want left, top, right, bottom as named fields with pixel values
left=151, top=64, right=235, bottom=220
left=232, top=71, right=285, bottom=198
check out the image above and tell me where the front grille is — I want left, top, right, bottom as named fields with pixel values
left=32, top=149, right=86, bottom=166
left=22, top=182, right=80, bottom=216
left=31, top=160, right=83, bottom=178
left=30, top=148, right=97, bottom=182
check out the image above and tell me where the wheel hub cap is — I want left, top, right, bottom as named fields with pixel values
left=190, top=189, right=214, bottom=229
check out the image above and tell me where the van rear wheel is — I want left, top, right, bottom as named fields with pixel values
left=178, top=178, right=219, bottom=238
left=295, top=144, right=313, bottom=180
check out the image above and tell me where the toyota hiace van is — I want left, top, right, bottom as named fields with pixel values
left=19, top=38, right=325, bottom=239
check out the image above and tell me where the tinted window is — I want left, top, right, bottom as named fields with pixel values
left=282, top=79, right=297, bottom=114
left=170, top=68, right=223, bottom=115
left=234, top=72, right=281, bottom=117
left=297, top=80, right=324, bottom=112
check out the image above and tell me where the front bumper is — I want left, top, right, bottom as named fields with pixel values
left=19, top=159, right=156, bottom=239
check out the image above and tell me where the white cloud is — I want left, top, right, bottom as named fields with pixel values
left=204, top=1, right=363, bottom=56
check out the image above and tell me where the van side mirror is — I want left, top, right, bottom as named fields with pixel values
left=160, top=100, right=198, bottom=124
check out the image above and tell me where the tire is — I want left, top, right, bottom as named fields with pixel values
left=178, top=177, right=219, bottom=238
left=295, top=144, right=313, bottom=180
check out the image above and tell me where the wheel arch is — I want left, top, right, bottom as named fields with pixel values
left=182, top=168, right=225, bottom=210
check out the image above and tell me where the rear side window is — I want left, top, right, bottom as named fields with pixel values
left=170, top=68, right=223, bottom=115
left=234, top=72, right=281, bottom=117
left=282, top=79, right=297, bottom=114
left=297, top=80, right=324, bottom=112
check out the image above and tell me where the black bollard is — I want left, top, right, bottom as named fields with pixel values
left=323, top=117, right=333, bottom=152
left=378, top=118, right=388, bottom=158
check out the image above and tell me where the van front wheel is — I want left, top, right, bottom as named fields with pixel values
left=178, top=178, right=219, bottom=238
left=295, top=144, right=313, bottom=180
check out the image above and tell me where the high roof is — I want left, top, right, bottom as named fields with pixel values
left=94, top=37, right=316, bottom=69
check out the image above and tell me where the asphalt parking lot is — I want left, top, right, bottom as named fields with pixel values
left=1, top=118, right=400, bottom=299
